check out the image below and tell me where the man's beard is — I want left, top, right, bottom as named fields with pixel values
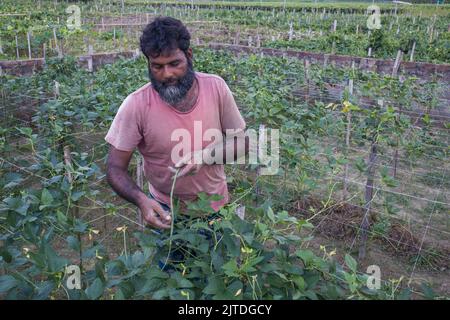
left=149, top=60, right=195, bottom=106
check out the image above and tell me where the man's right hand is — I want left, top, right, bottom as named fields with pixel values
left=139, top=197, right=172, bottom=229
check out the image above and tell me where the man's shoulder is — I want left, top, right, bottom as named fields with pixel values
left=196, top=72, right=231, bottom=97
left=120, top=82, right=152, bottom=110
left=196, top=72, right=226, bottom=85
left=127, top=82, right=153, bottom=100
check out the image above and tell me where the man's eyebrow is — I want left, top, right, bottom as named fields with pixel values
left=150, top=59, right=182, bottom=66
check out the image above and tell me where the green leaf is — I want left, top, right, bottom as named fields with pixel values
left=44, top=244, right=68, bottom=272
left=17, top=127, right=32, bottom=137
left=41, top=189, right=54, bottom=206
left=292, top=276, right=305, bottom=291
left=0, top=275, right=19, bottom=293
left=222, top=232, right=240, bottom=257
left=34, top=281, right=56, bottom=300
left=246, top=256, right=264, bottom=268
left=0, top=248, right=13, bottom=263
left=131, top=251, right=145, bottom=268
left=71, top=191, right=85, bottom=202
left=303, top=272, right=320, bottom=289
left=222, top=259, right=239, bottom=277
left=203, top=276, right=225, bottom=295
left=266, top=207, right=276, bottom=223
left=171, top=272, right=194, bottom=288
left=273, top=271, right=289, bottom=282
left=85, top=278, right=104, bottom=300
left=304, top=290, right=318, bottom=300
left=295, top=249, right=315, bottom=265
left=420, top=283, right=435, bottom=299
left=118, top=281, right=135, bottom=299
left=73, top=220, right=88, bottom=233
left=56, top=210, right=68, bottom=225
left=344, top=254, right=357, bottom=272
left=114, top=289, right=126, bottom=300
left=397, top=288, right=412, bottom=300
left=66, top=236, right=80, bottom=252
left=3, top=173, right=24, bottom=189
left=227, top=280, right=243, bottom=300
left=152, top=288, right=169, bottom=300
left=3, top=196, right=29, bottom=215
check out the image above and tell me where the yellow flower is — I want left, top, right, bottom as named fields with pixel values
left=116, top=226, right=127, bottom=232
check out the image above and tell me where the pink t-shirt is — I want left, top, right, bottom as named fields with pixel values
left=105, top=72, right=246, bottom=212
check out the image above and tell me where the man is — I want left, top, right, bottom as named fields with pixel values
left=105, top=17, right=248, bottom=230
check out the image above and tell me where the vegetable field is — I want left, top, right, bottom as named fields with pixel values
left=0, top=1, right=449, bottom=300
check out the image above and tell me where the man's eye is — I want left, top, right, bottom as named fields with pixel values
left=152, top=65, right=162, bottom=70
left=170, top=62, right=180, bottom=67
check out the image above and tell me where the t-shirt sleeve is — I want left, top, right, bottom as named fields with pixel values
left=104, top=95, right=143, bottom=151
left=218, top=78, right=246, bottom=134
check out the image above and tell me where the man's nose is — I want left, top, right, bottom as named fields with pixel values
left=161, top=66, right=176, bottom=81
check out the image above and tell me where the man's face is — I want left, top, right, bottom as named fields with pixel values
left=148, top=48, right=195, bottom=106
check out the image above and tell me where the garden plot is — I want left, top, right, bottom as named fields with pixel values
left=1, top=1, right=449, bottom=300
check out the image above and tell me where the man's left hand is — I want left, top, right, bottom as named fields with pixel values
left=169, top=149, right=205, bottom=178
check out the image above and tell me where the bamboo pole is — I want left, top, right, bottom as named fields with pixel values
left=343, top=62, right=355, bottom=200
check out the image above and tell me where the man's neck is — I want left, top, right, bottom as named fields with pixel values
left=171, top=76, right=198, bottom=113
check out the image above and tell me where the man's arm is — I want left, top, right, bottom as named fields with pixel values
left=106, top=146, right=147, bottom=206
left=106, top=145, right=171, bottom=229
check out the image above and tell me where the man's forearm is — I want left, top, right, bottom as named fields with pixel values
left=106, top=167, right=147, bottom=207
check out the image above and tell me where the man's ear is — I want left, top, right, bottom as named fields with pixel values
left=185, top=48, right=193, bottom=60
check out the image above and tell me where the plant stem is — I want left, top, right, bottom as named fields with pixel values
left=162, top=168, right=180, bottom=270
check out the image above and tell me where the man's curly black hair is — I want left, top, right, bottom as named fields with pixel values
left=139, top=16, right=191, bottom=59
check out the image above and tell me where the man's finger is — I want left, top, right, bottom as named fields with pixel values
left=149, top=217, right=171, bottom=229
left=168, top=166, right=177, bottom=174
left=175, top=153, right=192, bottom=168
left=153, top=203, right=172, bottom=223
left=143, top=210, right=171, bottom=229
left=175, top=159, right=188, bottom=168
left=177, top=164, right=195, bottom=178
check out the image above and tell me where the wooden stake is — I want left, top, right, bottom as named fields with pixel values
left=429, top=25, right=434, bottom=43
left=27, top=31, right=32, bottom=59
left=15, top=34, right=19, bottom=60
left=358, top=138, right=377, bottom=260
left=255, top=124, right=265, bottom=205
left=304, top=59, right=310, bottom=104
left=391, top=51, right=402, bottom=178
left=63, top=145, right=72, bottom=183
left=88, top=44, right=94, bottom=72
left=409, top=41, right=416, bottom=62
left=53, top=27, right=59, bottom=54
left=343, top=62, right=355, bottom=200
left=391, top=50, right=403, bottom=78
left=234, top=28, right=240, bottom=45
